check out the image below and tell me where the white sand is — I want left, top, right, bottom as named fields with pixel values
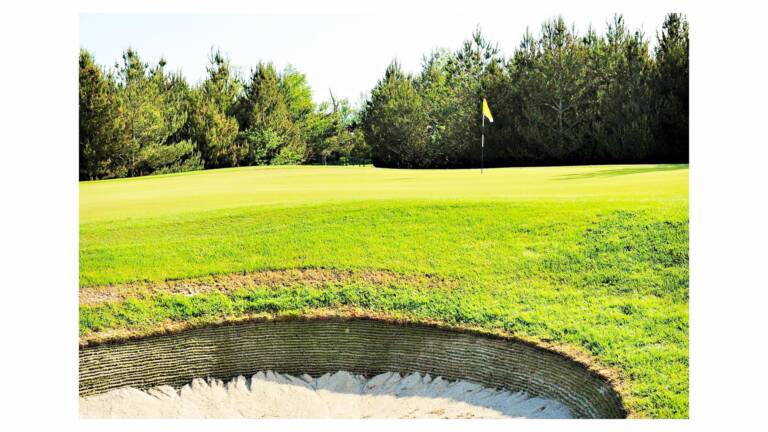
left=80, top=371, right=572, bottom=419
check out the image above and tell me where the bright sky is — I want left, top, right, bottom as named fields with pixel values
left=80, top=13, right=668, bottom=106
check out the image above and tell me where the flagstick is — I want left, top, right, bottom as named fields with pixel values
left=481, top=113, right=484, bottom=175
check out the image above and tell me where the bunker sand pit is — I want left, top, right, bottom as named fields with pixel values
left=80, top=371, right=573, bottom=418
left=79, top=318, right=626, bottom=419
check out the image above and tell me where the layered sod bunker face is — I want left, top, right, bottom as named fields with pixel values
left=79, top=318, right=626, bottom=419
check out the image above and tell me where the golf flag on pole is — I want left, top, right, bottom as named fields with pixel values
left=480, top=98, right=493, bottom=175
left=482, top=98, right=494, bottom=123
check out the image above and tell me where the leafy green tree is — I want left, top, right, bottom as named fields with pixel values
left=311, top=96, right=370, bottom=165
left=280, top=65, right=314, bottom=124
left=236, top=128, right=282, bottom=165
left=345, top=128, right=371, bottom=165
left=301, top=106, right=337, bottom=164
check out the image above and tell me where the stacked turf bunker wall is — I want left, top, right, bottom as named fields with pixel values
left=79, top=318, right=626, bottom=418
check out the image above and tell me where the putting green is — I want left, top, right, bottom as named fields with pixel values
left=80, top=164, right=688, bottom=222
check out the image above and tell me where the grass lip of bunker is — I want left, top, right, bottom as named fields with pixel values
left=79, top=317, right=627, bottom=419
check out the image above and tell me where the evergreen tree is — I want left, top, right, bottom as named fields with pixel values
left=362, top=61, right=430, bottom=167
left=413, top=49, right=454, bottom=165
left=593, top=15, right=654, bottom=161
left=79, top=49, right=126, bottom=180
left=186, top=49, right=241, bottom=168
left=80, top=15, right=688, bottom=176
left=443, top=28, right=502, bottom=166
left=652, top=13, right=689, bottom=162
left=114, top=49, right=199, bottom=176
left=236, top=62, right=305, bottom=165
left=527, top=17, right=593, bottom=161
left=360, top=17, right=688, bottom=169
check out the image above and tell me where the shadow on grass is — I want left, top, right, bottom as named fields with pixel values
left=555, top=164, right=688, bottom=180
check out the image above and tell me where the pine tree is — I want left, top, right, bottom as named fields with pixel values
left=595, top=15, right=654, bottom=161
left=186, top=49, right=241, bottom=168
left=652, top=13, right=689, bottom=162
left=236, top=62, right=305, bottom=165
left=79, top=49, right=126, bottom=180
left=362, top=61, right=430, bottom=168
left=114, top=49, right=199, bottom=176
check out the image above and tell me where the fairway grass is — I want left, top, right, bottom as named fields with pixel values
left=79, top=164, right=688, bottom=418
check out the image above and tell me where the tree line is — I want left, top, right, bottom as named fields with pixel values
left=80, top=13, right=688, bottom=179
left=361, top=13, right=688, bottom=168
left=79, top=49, right=368, bottom=180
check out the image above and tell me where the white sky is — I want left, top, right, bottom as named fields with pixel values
left=80, top=13, right=669, bottom=106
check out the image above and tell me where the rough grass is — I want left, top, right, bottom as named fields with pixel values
left=79, top=164, right=688, bottom=418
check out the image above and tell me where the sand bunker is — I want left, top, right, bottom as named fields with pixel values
left=80, top=318, right=626, bottom=418
left=80, top=370, right=572, bottom=418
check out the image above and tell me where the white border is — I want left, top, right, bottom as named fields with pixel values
left=2, top=1, right=768, bottom=430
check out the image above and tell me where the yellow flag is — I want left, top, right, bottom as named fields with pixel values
left=482, top=98, right=494, bottom=123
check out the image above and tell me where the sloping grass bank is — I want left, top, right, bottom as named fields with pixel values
left=79, top=165, right=688, bottom=417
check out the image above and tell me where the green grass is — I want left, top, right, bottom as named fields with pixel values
left=79, top=164, right=688, bottom=418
